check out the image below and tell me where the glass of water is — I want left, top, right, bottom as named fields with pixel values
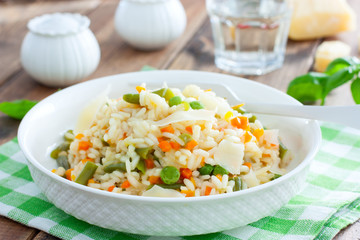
left=206, top=0, right=292, bottom=75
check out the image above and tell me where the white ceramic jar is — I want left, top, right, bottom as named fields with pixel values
left=21, top=13, right=101, bottom=87
left=114, top=0, right=187, bottom=50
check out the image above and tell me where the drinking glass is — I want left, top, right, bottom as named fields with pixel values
left=206, top=0, right=292, bottom=75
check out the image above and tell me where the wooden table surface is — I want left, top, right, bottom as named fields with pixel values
left=0, top=0, right=359, bottom=239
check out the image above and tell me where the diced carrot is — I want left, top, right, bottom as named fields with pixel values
left=160, top=125, right=175, bottom=134
left=200, top=157, right=205, bottom=167
left=231, top=117, right=241, bottom=128
left=78, top=141, right=91, bottom=151
left=262, top=154, right=271, bottom=158
left=121, top=180, right=131, bottom=189
left=185, top=126, right=193, bottom=134
left=158, top=141, right=172, bottom=152
left=145, top=159, right=155, bottom=169
left=88, top=178, right=95, bottom=184
left=185, top=139, right=198, bottom=150
left=216, top=174, right=222, bottom=181
left=180, top=168, right=192, bottom=179
left=270, top=143, right=278, bottom=148
left=148, top=176, right=161, bottom=184
left=243, top=162, right=252, bottom=169
left=51, top=169, right=56, bottom=173
left=190, top=177, right=196, bottom=187
left=170, top=141, right=181, bottom=150
left=253, top=128, right=264, bottom=140
left=205, top=186, right=212, bottom=196
left=136, top=86, right=146, bottom=93
left=75, top=133, right=84, bottom=139
left=108, top=185, right=115, bottom=192
left=65, top=168, right=73, bottom=180
left=157, top=136, right=164, bottom=143
left=105, top=129, right=109, bottom=133
left=81, top=158, right=94, bottom=164
left=181, top=190, right=195, bottom=197
left=231, top=116, right=249, bottom=130
left=244, top=131, right=252, bottom=143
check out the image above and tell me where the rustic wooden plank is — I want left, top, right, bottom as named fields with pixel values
left=0, top=0, right=101, bottom=86
left=0, top=216, right=38, bottom=240
left=33, top=231, right=59, bottom=240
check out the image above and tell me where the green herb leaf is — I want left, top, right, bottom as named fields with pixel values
left=286, top=72, right=326, bottom=104
left=0, top=99, right=37, bottom=120
left=323, top=66, right=356, bottom=97
left=351, top=77, right=360, bottom=104
left=325, top=57, right=359, bottom=75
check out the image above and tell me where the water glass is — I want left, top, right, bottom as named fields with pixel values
left=206, top=0, right=292, bottom=75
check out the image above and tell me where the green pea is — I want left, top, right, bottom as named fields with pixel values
left=212, top=165, right=229, bottom=175
left=249, top=115, right=257, bottom=123
left=136, top=159, right=146, bottom=174
left=123, top=93, right=140, bottom=104
left=75, top=161, right=98, bottom=185
left=160, top=166, right=180, bottom=184
left=234, top=107, right=246, bottom=114
left=135, top=147, right=152, bottom=159
left=189, top=101, right=204, bottom=110
left=103, top=163, right=126, bottom=173
left=179, top=133, right=192, bottom=145
left=169, top=96, right=182, bottom=107
left=199, top=164, right=214, bottom=175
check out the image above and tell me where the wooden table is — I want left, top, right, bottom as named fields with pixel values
left=0, top=0, right=359, bottom=239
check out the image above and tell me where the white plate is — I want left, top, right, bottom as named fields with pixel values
left=18, top=70, right=321, bottom=236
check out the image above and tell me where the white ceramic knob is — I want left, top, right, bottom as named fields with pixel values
left=114, top=0, right=187, bottom=50
left=21, top=13, right=101, bottom=87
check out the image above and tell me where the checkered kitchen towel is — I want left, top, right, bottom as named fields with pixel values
left=1, top=122, right=360, bottom=240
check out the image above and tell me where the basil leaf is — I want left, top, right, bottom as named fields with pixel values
left=351, top=77, right=360, bottom=104
left=0, top=99, right=37, bottom=120
left=324, top=67, right=356, bottom=97
left=287, top=72, right=327, bottom=104
left=325, top=57, right=360, bottom=75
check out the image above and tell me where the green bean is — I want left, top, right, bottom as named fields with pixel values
left=272, top=173, right=282, bottom=180
left=153, top=88, right=175, bottom=101
left=64, top=130, right=74, bottom=141
left=234, top=107, right=246, bottom=114
left=103, top=163, right=126, bottom=173
left=279, top=140, right=288, bottom=160
left=136, top=159, right=146, bottom=174
left=135, top=147, right=152, bottom=159
left=50, top=148, right=60, bottom=159
left=249, top=115, right=257, bottom=123
left=179, top=133, right=192, bottom=145
left=160, top=166, right=180, bottom=184
left=58, top=142, right=70, bottom=151
left=233, top=176, right=242, bottom=191
left=212, top=165, right=229, bottom=175
left=189, top=101, right=204, bottom=110
left=75, top=161, right=98, bottom=185
left=199, top=164, right=214, bottom=175
left=123, top=93, right=140, bottom=104
left=156, top=183, right=183, bottom=190
left=56, top=155, right=70, bottom=170
left=168, top=96, right=182, bottom=107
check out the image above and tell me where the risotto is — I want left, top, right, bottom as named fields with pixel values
left=50, top=84, right=291, bottom=197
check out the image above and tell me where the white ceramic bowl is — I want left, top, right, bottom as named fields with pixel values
left=18, top=71, right=321, bottom=236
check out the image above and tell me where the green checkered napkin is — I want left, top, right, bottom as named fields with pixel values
left=1, top=122, right=360, bottom=240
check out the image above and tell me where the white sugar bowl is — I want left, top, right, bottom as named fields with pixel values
left=114, top=0, right=187, bottom=50
left=21, top=13, right=101, bottom=87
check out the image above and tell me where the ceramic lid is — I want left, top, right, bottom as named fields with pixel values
left=28, top=13, right=90, bottom=36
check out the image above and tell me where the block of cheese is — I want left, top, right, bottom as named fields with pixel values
left=314, top=41, right=351, bottom=72
left=288, top=0, right=356, bottom=40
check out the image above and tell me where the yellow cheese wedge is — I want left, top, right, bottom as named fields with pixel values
left=314, top=40, right=351, bottom=72
left=288, top=0, right=356, bottom=40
